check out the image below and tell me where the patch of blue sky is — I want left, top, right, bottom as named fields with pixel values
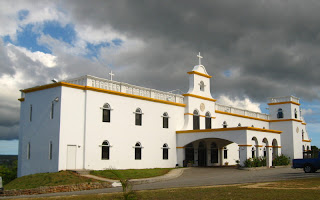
left=2, top=35, right=12, bottom=44
left=223, top=70, right=232, bottom=77
left=0, top=140, right=18, bottom=155
left=18, top=9, right=29, bottom=21
left=86, top=42, right=110, bottom=59
left=15, top=24, right=51, bottom=53
left=259, top=102, right=269, bottom=114
left=112, top=38, right=123, bottom=46
left=42, top=21, right=76, bottom=45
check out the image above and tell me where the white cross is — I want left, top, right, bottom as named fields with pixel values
left=109, top=71, right=115, bottom=81
left=197, top=52, right=203, bottom=65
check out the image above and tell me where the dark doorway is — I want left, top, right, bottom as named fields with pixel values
left=211, top=142, right=218, bottom=164
left=185, top=143, right=194, bottom=164
left=198, top=142, right=207, bottom=166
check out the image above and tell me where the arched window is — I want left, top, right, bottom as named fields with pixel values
left=251, top=125, right=254, bottom=127
left=223, top=147, right=228, bottom=159
left=162, top=144, right=169, bottom=160
left=211, top=142, right=218, bottom=163
left=251, top=147, right=255, bottom=158
left=222, top=121, right=228, bottom=128
left=135, top=108, right=142, bottom=126
left=135, top=142, right=142, bottom=160
left=238, top=123, right=241, bottom=127
left=294, top=108, right=298, bottom=119
left=101, top=141, right=110, bottom=160
left=205, top=112, right=211, bottom=129
left=102, top=103, right=111, bottom=122
left=163, top=112, right=169, bottom=128
left=277, top=108, right=283, bottom=119
left=200, top=81, right=205, bottom=91
left=193, top=110, right=200, bottom=130
left=302, top=130, right=304, bottom=140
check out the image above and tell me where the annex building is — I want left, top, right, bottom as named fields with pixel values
left=18, top=54, right=311, bottom=177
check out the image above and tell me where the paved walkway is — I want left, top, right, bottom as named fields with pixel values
left=1, top=167, right=320, bottom=199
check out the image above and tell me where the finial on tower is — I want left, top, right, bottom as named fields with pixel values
left=197, top=52, right=203, bottom=65
left=109, top=70, right=115, bottom=81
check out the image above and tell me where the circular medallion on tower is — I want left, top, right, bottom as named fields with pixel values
left=296, top=127, right=299, bottom=133
left=200, top=103, right=205, bottom=112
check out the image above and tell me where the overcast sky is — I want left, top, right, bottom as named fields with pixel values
left=0, top=0, right=320, bottom=154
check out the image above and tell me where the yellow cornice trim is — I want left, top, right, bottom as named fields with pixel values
left=270, top=119, right=303, bottom=123
left=255, top=145, right=263, bottom=147
left=302, top=139, right=311, bottom=142
left=215, top=110, right=270, bottom=122
left=187, top=71, right=212, bottom=78
left=184, top=113, right=216, bottom=119
left=273, top=146, right=282, bottom=148
left=238, top=144, right=252, bottom=147
left=176, top=147, right=185, bottom=149
left=266, top=146, right=273, bottom=148
left=22, top=82, right=186, bottom=107
left=176, top=126, right=282, bottom=134
left=182, top=93, right=217, bottom=102
left=302, top=122, right=307, bottom=125
left=268, top=101, right=300, bottom=106
left=18, top=98, right=25, bottom=102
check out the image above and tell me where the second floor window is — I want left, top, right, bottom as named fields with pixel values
left=205, top=112, right=211, bottom=129
left=294, top=109, right=298, bottom=119
left=277, top=108, right=283, bottom=119
left=135, top=108, right=142, bottom=126
left=193, top=110, right=200, bottom=130
left=222, top=121, right=228, bottom=128
left=163, top=112, right=169, bottom=128
left=102, top=103, right=111, bottom=122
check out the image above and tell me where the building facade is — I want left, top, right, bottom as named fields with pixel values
left=17, top=61, right=311, bottom=177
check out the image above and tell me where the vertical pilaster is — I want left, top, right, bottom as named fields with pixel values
left=176, top=147, right=185, bottom=167
left=266, top=146, right=273, bottom=167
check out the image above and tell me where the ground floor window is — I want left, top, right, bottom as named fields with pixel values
left=163, top=144, right=169, bottom=160
left=223, top=147, right=228, bottom=159
left=101, top=141, right=110, bottom=160
left=211, top=142, right=218, bottom=163
left=135, top=142, right=142, bottom=160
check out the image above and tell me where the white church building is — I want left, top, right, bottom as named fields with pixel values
left=18, top=54, right=311, bottom=177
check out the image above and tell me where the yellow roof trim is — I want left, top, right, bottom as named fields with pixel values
left=176, top=126, right=282, bottom=134
left=302, top=122, right=307, bottom=125
left=270, top=119, right=303, bottom=123
left=182, top=93, right=217, bottom=102
left=302, top=139, right=311, bottom=142
left=18, top=98, right=25, bottom=102
left=238, top=144, right=252, bottom=147
left=22, top=82, right=186, bottom=107
left=273, top=146, right=282, bottom=148
left=215, top=110, right=270, bottom=122
left=268, top=101, right=300, bottom=106
left=176, top=147, right=185, bottom=149
left=187, top=71, right=212, bottom=78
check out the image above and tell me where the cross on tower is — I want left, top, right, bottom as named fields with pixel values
left=197, top=52, right=203, bottom=65
left=109, top=70, right=115, bottom=81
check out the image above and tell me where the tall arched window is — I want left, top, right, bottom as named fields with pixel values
left=205, top=112, right=211, bottom=129
left=294, top=108, right=298, bottom=119
left=101, top=141, right=110, bottom=160
left=200, top=81, right=205, bottom=91
left=302, top=130, right=304, bottom=140
left=135, top=142, right=142, bottom=160
left=211, top=142, right=218, bottom=163
left=135, top=108, right=142, bottom=126
left=102, top=103, right=111, bottom=122
left=277, top=108, right=283, bottom=119
left=222, top=121, right=228, bottom=128
left=263, top=147, right=267, bottom=157
left=163, top=112, right=169, bottom=128
left=193, top=110, right=200, bottom=130
left=223, top=147, right=228, bottom=159
left=162, top=143, right=169, bottom=160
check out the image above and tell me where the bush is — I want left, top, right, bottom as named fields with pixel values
left=0, top=160, right=17, bottom=185
left=244, top=157, right=266, bottom=168
left=272, top=154, right=290, bottom=166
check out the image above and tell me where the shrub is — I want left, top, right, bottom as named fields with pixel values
left=0, top=160, right=17, bottom=185
left=273, top=154, right=290, bottom=166
left=244, top=157, right=266, bottom=168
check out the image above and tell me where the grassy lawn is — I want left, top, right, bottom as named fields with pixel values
left=90, top=168, right=173, bottom=180
left=10, top=177, right=320, bottom=200
left=4, top=171, right=101, bottom=190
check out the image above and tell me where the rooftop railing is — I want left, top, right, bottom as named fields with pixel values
left=216, top=103, right=270, bottom=120
left=268, top=96, right=300, bottom=104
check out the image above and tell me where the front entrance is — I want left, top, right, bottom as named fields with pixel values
left=198, top=142, right=207, bottom=166
left=66, top=145, right=77, bottom=169
left=211, top=142, right=218, bottom=164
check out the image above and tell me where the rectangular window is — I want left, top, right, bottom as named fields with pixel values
left=51, top=102, right=54, bottom=119
left=30, top=105, right=32, bottom=122
left=163, top=149, right=168, bottom=160
left=102, top=109, right=110, bottom=122
left=102, top=146, right=110, bottom=160
left=163, top=117, right=169, bottom=128
left=27, top=142, right=31, bottom=159
left=224, top=149, right=228, bottom=159
left=135, top=114, right=142, bottom=126
left=193, top=116, right=200, bottom=130
left=49, top=141, right=53, bottom=160
left=135, top=148, right=141, bottom=160
left=205, top=118, right=211, bottom=129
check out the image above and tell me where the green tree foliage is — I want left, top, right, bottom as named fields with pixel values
left=0, top=160, right=17, bottom=185
left=311, top=146, right=319, bottom=158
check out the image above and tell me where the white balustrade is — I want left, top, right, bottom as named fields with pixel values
left=64, top=75, right=184, bottom=104
left=216, top=103, right=269, bottom=120
left=268, top=96, right=299, bottom=104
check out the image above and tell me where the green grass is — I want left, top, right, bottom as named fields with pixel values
left=9, top=177, right=320, bottom=200
left=90, top=168, right=173, bottom=180
left=4, top=171, right=101, bottom=190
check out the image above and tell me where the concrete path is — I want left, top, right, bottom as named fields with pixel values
left=1, top=167, right=320, bottom=199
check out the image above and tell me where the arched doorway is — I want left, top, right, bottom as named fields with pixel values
left=211, top=142, right=218, bottom=164
left=185, top=143, right=194, bottom=164
left=198, top=141, right=207, bottom=166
